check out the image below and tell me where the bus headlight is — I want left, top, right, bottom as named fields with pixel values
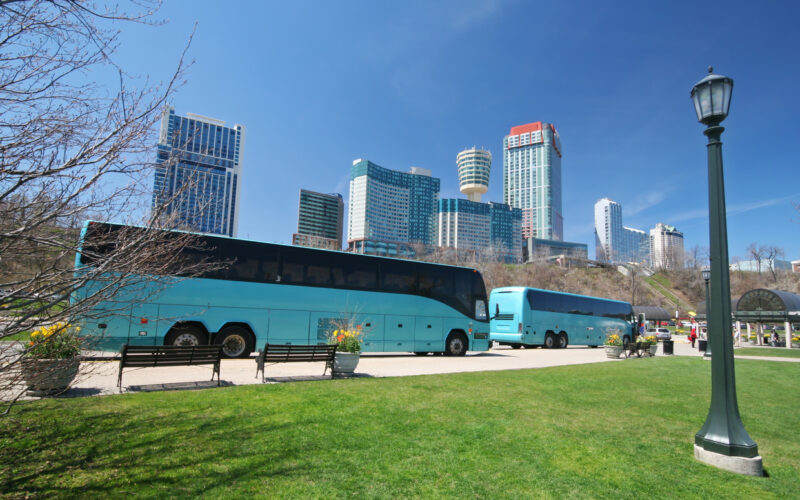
left=475, top=300, right=487, bottom=320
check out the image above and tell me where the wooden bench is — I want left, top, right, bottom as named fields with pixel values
left=117, top=344, right=223, bottom=388
left=255, top=344, right=338, bottom=381
left=624, top=342, right=652, bottom=358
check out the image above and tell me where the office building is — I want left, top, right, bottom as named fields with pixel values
left=152, top=106, right=244, bottom=237
left=438, top=199, right=522, bottom=263
left=731, top=259, right=792, bottom=273
left=457, top=147, right=492, bottom=202
left=649, top=223, right=685, bottom=270
left=347, top=159, right=440, bottom=256
left=525, top=238, right=588, bottom=262
left=594, top=198, right=649, bottom=264
left=503, top=121, right=563, bottom=241
left=292, top=189, right=344, bottom=250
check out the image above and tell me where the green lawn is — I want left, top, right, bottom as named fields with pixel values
left=2, top=358, right=798, bottom=498
left=735, top=347, right=800, bottom=359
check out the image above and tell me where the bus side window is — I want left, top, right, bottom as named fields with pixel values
left=280, top=249, right=305, bottom=283
left=305, top=254, right=331, bottom=285
left=381, top=261, right=417, bottom=293
left=455, top=272, right=471, bottom=313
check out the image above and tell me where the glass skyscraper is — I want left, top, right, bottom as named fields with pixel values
left=438, top=199, right=522, bottom=263
left=503, top=121, right=563, bottom=241
left=292, top=189, right=344, bottom=250
left=594, top=198, right=649, bottom=264
left=347, top=159, right=440, bottom=256
left=152, top=106, right=244, bottom=237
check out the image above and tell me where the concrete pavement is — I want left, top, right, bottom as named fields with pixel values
left=37, top=339, right=709, bottom=398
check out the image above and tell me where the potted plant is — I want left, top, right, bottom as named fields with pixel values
left=748, top=335, right=757, bottom=345
left=328, top=320, right=367, bottom=375
left=792, top=336, right=800, bottom=349
left=604, top=333, right=623, bottom=359
left=21, top=322, right=83, bottom=396
left=644, top=335, right=658, bottom=356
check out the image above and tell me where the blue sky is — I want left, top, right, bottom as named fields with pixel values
left=112, top=0, right=800, bottom=262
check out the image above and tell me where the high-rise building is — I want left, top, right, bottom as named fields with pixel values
left=347, top=159, right=440, bottom=256
left=503, top=121, right=563, bottom=241
left=649, top=223, right=685, bottom=270
left=152, top=106, right=244, bottom=237
left=457, top=147, right=491, bottom=202
left=292, top=189, right=343, bottom=250
left=438, top=199, right=522, bottom=262
left=594, top=198, right=649, bottom=264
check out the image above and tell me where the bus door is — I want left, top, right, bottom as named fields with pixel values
left=268, top=309, right=310, bottom=345
left=385, top=314, right=414, bottom=352
left=128, top=304, right=158, bottom=346
left=414, top=316, right=442, bottom=352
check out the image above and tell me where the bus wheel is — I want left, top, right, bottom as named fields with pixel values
left=511, top=344, right=522, bottom=349
left=414, top=352, right=429, bottom=356
left=558, top=332, right=568, bottom=349
left=216, top=325, right=254, bottom=358
left=166, top=324, right=208, bottom=347
left=544, top=332, right=556, bottom=349
left=445, top=332, right=468, bottom=356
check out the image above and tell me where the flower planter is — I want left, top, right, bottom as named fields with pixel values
left=649, top=344, right=658, bottom=356
left=333, top=351, right=360, bottom=375
left=792, top=342, right=800, bottom=349
left=21, top=358, right=79, bottom=396
left=604, top=345, right=622, bottom=359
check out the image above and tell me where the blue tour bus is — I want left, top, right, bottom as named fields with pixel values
left=75, top=221, right=490, bottom=357
left=489, top=287, right=634, bottom=348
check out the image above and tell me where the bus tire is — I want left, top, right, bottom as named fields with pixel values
left=216, top=325, right=254, bottom=358
left=165, top=323, right=208, bottom=347
left=445, top=332, right=468, bottom=356
left=414, top=352, right=429, bottom=356
left=544, top=332, right=556, bottom=349
left=558, top=332, right=568, bottom=349
left=511, top=344, right=522, bottom=349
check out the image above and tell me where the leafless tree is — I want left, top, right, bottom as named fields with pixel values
left=763, top=245, right=785, bottom=282
left=0, top=1, right=219, bottom=411
left=746, top=243, right=766, bottom=274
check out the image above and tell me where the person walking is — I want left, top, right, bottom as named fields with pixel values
left=690, top=326, right=697, bottom=348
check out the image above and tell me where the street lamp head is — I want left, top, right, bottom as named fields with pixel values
left=701, top=267, right=711, bottom=282
left=691, top=67, right=733, bottom=126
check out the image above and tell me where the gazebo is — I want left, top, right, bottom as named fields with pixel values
left=633, top=305, right=671, bottom=325
left=733, top=289, right=800, bottom=348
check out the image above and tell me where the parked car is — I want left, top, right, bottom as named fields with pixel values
left=647, top=328, right=672, bottom=341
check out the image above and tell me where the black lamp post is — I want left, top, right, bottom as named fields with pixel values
left=691, top=68, right=762, bottom=475
left=702, top=267, right=711, bottom=359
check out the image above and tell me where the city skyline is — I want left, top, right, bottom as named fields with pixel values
left=110, top=1, right=799, bottom=261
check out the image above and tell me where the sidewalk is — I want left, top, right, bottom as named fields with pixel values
left=3, top=338, right=762, bottom=400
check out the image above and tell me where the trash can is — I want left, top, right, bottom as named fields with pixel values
left=662, top=339, right=674, bottom=355
left=698, top=339, right=707, bottom=352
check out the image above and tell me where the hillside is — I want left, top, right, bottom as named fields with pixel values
left=470, top=261, right=800, bottom=316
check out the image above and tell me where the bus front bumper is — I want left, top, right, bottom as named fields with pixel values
left=490, top=332, right=523, bottom=343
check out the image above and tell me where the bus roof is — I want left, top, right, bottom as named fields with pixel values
left=491, top=286, right=631, bottom=306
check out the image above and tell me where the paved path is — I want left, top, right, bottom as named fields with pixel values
left=29, top=340, right=706, bottom=398
left=12, top=338, right=792, bottom=400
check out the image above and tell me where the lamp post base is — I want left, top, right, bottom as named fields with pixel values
left=694, top=444, right=763, bottom=476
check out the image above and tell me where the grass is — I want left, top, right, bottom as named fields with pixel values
left=651, top=273, right=673, bottom=289
left=2, top=358, right=798, bottom=498
left=1, top=330, right=31, bottom=342
left=735, top=347, right=800, bottom=359
left=643, top=275, right=684, bottom=310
